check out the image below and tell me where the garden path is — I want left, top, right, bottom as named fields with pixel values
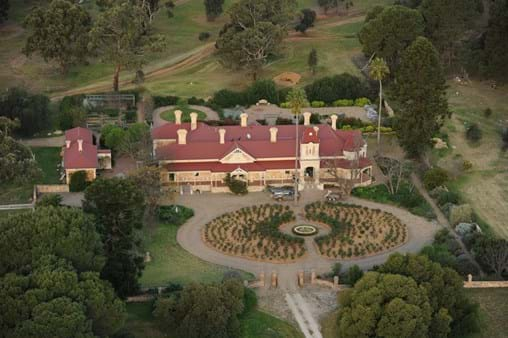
left=175, top=190, right=440, bottom=290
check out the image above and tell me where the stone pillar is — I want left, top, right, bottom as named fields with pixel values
left=331, top=114, right=338, bottom=130
left=219, top=128, right=226, bottom=144
left=177, top=129, right=188, bottom=145
left=311, top=270, right=316, bottom=285
left=144, top=251, right=151, bottom=263
left=271, top=271, right=277, bottom=288
left=303, top=112, right=311, bottom=126
left=190, top=112, right=198, bottom=130
left=174, top=110, right=182, bottom=125
left=269, top=127, right=278, bottom=143
left=468, top=274, right=473, bottom=283
left=240, top=113, right=248, bottom=127
left=333, top=276, right=339, bottom=289
left=259, top=272, right=265, bottom=288
left=298, top=270, right=304, bottom=287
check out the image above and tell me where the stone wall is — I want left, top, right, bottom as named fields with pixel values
left=464, top=274, right=508, bottom=288
left=36, top=185, right=70, bottom=193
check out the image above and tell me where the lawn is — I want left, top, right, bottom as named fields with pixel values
left=432, top=81, right=508, bottom=239
left=321, top=310, right=339, bottom=338
left=160, top=106, right=207, bottom=122
left=352, top=183, right=436, bottom=219
left=31, top=147, right=62, bottom=184
left=125, top=300, right=303, bottom=338
left=465, top=288, right=508, bottom=338
left=140, top=221, right=252, bottom=287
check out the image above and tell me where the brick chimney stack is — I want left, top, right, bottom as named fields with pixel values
left=77, top=139, right=83, bottom=152
left=177, top=129, right=188, bottom=145
left=331, top=114, right=338, bottom=130
left=190, top=112, right=198, bottom=131
left=269, top=127, right=278, bottom=143
left=174, top=110, right=182, bottom=125
left=303, top=112, right=311, bottom=126
left=219, top=128, right=226, bottom=144
left=240, top=113, right=248, bottom=127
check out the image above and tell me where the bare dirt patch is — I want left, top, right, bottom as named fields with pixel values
left=273, top=72, right=302, bottom=87
left=305, top=201, right=408, bottom=259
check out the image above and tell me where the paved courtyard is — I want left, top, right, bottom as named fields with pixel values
left=174, top=189, right=440, bottom=291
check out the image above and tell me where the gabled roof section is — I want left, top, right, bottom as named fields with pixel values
left=65, top=127, right=93, bottom=143
left=220, top=144, right=255, bottom=164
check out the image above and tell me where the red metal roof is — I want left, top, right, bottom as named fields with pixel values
left=63, top=141, right=98, bottom=169
left=65, top=127, right=93, bottom=143
left=153, top=123, right=365, bottom=161
left=166, top=160, right=299, bottom=172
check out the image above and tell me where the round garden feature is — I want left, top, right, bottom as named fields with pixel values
left=203, top=204, right=306, bottom=262
left=292, top=224, right=318, bottom=236
left=305, top=201, right=408, bottom=259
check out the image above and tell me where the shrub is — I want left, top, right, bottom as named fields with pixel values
left=211, top=89, right=246, bottom=108
left=280, top=102, right=291, bottom=108
left=333, top=99, right=354, bottom=107
left=153, top=95, right=180, bottom=108
left=483, top=107, right=492, bottom=118
left=331, top=262, right=342, bottom=276
left=354, top=97, right=371, bottom=106
left=501, top=127, right=508, bottom=151
left=224, top=174, right=248, bottom=195
left=187, top=96, right=206, bottom=105
left=311, top=100, right=325, bottom=108
left=423, top=167, right=449, bottom=190
left=436, top=190, right=459, bottom=206
left=449, top=204, right=473, bottom=226
left=463, top=160, right=473, bottom=171
left=158, top=205, right=194, bottom=225
left=198, top=31, right=211, bottom=41
left=36, top=194, right=63, bottom=207
left=242, top=287, right=258, bottom=315
left=246, top=80, right=279, bottom=105
left=304, top=73, right=368, bottom=104
left=466, top=123, right=482, bottom=142
left=69, top=171, right=87, bottom=192
left=455, top=257, right=480, bottom=276
left=346, top=265, right=364, bottom=285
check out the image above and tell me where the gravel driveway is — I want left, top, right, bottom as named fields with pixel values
left=174, top=190, right=439, bottom=290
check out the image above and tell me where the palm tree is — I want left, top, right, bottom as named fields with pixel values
left=369, top=57, right=390, bottom=147
left=286, top=87, right=308, bottom=205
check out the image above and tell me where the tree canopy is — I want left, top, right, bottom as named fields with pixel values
left=89, top=2, right=166, bottom=91
left=0, top=207, right=126, bottom=337
left=393, top=37, right=448, bottom=157
left=482, top=0, right=508, bottom=82
left=216, top=0, right=296, bottom=80
left=0, top=0, right=9, bottom=24
left=154, top=279, right=245, bottom=338
left=204, top=0, right=225, bottom=21
left=295, top=8, right=316, bottom=34
left=23, top=0, right=92, bottom=73
left=83, top=177, right=146, bottom=298
left=358, top=5, right=424, bottom=69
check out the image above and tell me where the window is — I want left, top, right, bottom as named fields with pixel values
left=169, top=173, right=175, bottom=182
left=194, top=172, right=200, bottom=177
left=285, top=170, right=290, bottom=175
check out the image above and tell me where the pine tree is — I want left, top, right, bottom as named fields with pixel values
left=394, top=37, right=449, bottom=157
left=308, top=48, right=318, bottom=75
left=483, top=0, right=508, bottom=82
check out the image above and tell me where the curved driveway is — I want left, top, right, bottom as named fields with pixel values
left=175, top=190, right=440, bottom=290
left=152, top=105, right=220, bottom=128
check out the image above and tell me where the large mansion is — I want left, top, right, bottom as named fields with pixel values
left=151, top=111, right=373, bottom=193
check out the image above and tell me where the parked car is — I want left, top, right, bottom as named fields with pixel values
left=272, top=189, right=299, bottom=201
left=267, top=185, right=294, bottom=194
left=324, top=190, right=342, bottom=203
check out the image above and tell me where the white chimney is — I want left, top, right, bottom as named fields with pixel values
left=65, top=140, right=71, bottom=148
left=331, top=114, right=338, bottom=130
left=269, top=127, right=278, bottom=143
left=177, top=129, right=188, bottom=145
left=219, top=128, right=226, bottom=144
left=174, top=110, right=182, bottom=125
left=313, top=126, right=319, bottom=136
left=240, top=113, right=248, bottom=127
left=77, top=139, right=83, bottom=152
left=190, top=112, right=198, bottom=131
left=303, top=112, right=311, bottom=126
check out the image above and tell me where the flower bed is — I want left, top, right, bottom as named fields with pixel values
left=204, top=204, right=305, bottom=262
left=305, top=201, right=408, bottom=259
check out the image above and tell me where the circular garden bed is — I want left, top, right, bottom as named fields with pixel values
left=305, top=201, right=408, bottom=259
left=203, top=204, right=306, bottom=262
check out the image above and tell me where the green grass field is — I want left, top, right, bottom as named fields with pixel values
left=140, top=222, right=252, bottom=287
left=465, top=288, right=508, bottom=338
left=160, top=106, right=207, bottom=122
left=125, top=300, right=303, bottom=338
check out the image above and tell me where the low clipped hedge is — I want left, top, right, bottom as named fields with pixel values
left=158, top=205, right=194, bottom=225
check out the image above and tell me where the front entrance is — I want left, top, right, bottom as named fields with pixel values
left=305, top=167, right=314, bottom=180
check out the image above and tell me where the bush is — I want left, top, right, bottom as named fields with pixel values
left=153, top=95, right=180, bottom=108
left=346, top=265, right=364, bottom=285
left=198, top=31, right=211, bottom=41
left=456, top=256, right=480, bottom=276
left=36, top=194, right=63, bottom=207
left=449, top=204, right=473, bottom=226
left=501, top=128, right=508, bottom=151
left=158, top=205, right=194, bottom=225
left=331, top=262, right=342, bottom=276
left=304, top=73, right=369, bottom=104
left=463, top=160, right=473, bottom=171
left=224, top=174, right=248, bottom=195
left=433, top=188, right=459, bottom=206
left=211, top=89, right=246, bottom=108
left=423, top=167, right=449, bottom=190
left=246, top=80, right=279, bottom=105
left=466, top=123, right=482, bottom=142
left=280, top=102, right=291, bottom=108
left=484, top=107, right=492, bottom=118
left=354, top=97, right=371, bottom=106
left=187, top=96, right=206, bottom=105
left=242, top=288, right=258, bottom=315
left=69, top=171, right=87, bottom=192
left=333, top=99, right=354, bottom=107
left=311, top=100, right=325, bottom=108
